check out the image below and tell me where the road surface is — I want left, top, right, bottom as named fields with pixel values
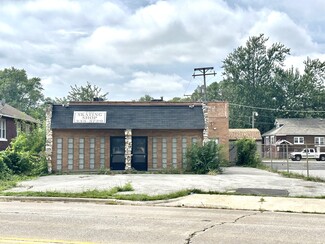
left=0, top=201, right=324, bottom=243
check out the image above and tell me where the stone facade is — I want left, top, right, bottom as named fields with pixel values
left=124, top=129, right=132, bottom=170
left=45, top=104, right=53, bottom=173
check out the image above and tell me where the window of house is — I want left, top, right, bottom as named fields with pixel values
left=294, top=137, right=304, bottom=144
left=152, top=137, right=157, bottom=169
left=67, top=138, right=73, bottom=170
left=265, top=136, right=269, bottom=145
left=0, top=118, right=6, bottom=140
left=315, top=137, right=325, bottom=145
left=56, top=138, right=63, bottom=171
left=270, top=136, right=275, bottom=144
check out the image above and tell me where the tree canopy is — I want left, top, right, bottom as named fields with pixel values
left=55, top=81, right=108, bottom=103
left=205, top=34, right=325, bottom=132
left=0, top=67, right=45, bottom=119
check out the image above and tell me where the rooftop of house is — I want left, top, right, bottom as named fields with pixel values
left=0, top=103, right=38, bottom=123
left=229, top=128, right=262, bottom=141
left=51, top=102, right=207, bottom=130
left=262, top=118, right=325, bottom=136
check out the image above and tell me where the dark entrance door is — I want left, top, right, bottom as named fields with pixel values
left=132, top=137, right=148, bottom=171
left=110, top=137, right=125, bottom=170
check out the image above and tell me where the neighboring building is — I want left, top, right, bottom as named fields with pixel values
left=262, top=118, right=325, bottom=158
left=229, top=128, right=262, bottom=163
left=0, top=102, right=39, bottom=151
left=46, top=101, right=229, bottom=173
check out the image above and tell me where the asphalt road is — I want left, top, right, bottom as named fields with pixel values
left=0, top=201, right=325, bottom=244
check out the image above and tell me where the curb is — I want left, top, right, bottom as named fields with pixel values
left=1, top=194, right=325, bottom=214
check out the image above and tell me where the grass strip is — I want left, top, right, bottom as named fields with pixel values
left=257, top=164, right=325, bottom=183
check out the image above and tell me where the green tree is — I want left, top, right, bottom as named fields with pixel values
left=221, top=34, right=290, bottom=132
left=56, top=81, right=108, bottom=102
left=0, top=67, right=44, bottom=118
left=138, top=94, right=154, bottom=102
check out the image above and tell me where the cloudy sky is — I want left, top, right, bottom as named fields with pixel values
left=0, top=0, right=324, bottom=101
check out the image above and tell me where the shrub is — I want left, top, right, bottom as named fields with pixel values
left=0, top=124, right=47, bottom=176
left=186, top=140, right=223, bottom=174
left=236, top=138, right=261, bottom=167
left=0, top=156, right=12, bottom=180
left=1, top=151, right=32, bottom=175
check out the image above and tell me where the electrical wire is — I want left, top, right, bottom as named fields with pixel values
left=229, top=103, right=325, bottom=113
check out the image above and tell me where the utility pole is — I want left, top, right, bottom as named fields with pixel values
left=252, top=111, right=258, bottom=128
left=192, top=67, right=216, bottom=102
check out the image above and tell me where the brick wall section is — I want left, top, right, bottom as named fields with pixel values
left=52, top=129, right=202, bottom=173
left=206, top=102, right=229, bottom=159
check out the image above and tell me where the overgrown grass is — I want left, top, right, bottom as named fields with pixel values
left=1, top=182, right=134, bottom=198
left=0, top=175, right=32, bottom=192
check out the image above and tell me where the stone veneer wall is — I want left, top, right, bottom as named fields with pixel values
left=45, top=104, right=53, bottom=173
left=202, top=103, right=209, bottom=143
left=124, top=129, right=132, bottom=170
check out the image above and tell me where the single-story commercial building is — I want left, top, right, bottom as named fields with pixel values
left=46, top=101, right=229, bottom=173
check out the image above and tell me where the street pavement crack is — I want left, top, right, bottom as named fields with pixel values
left=184, top=212, right=260, bottom=244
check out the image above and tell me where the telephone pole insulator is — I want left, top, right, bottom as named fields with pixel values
left=192, top=67, right=216, bottom=102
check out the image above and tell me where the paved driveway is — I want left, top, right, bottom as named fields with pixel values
left=7, top=167, right=325, bottom=197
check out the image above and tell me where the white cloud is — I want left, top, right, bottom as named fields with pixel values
left=123, top=72, right=188, bottom=100
left=0, top=0, right=324, bottom=101
left=247, top=11, right=317, bottom=54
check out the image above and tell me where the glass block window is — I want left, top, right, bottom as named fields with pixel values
left=162, top=137, right=167, bottom=168
left=56, top=138, right=63, bottom=171
left=182, top=137, right=187, bottom=168
left=67, top=138, right=73, bottom=170
left=152, top=137, right=157, bottom=169
left=172, top=137, right=177, bottom=168
left=0, top=118, right=6, bottom=140
left=79, top=138, right=85, bottom=169
left=100, top=137, right=105, bottom=168
left=89, top=138, right=95, bottom=169
left=191, top=137, right=197, bottom=145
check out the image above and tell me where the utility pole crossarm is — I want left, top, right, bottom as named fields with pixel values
left=192, top=67, right=216, bottom=102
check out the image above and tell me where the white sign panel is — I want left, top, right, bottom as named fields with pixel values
left=73, top=111, right=107, bottom=123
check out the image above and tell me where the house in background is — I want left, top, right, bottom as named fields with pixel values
left=46, top=101, right=229, bottom=173
left=262, top=118, right=325, bottom=159
left=0, top=102, right=39, bottom=151
left=228, top=128, right=262, bottom=163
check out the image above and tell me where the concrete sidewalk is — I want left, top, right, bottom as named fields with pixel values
left=1, top=194, right=324, bottom=214
left=159, top=194, right=325, bottom=214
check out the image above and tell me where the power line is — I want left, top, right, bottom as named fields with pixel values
left=229, top=103, right=325, bottom=113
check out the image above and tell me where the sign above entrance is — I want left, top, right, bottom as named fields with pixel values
left=73, top=111, right=107, bottom=123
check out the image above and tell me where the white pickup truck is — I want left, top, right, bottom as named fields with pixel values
left=290, top=147, right=325, bottom=161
